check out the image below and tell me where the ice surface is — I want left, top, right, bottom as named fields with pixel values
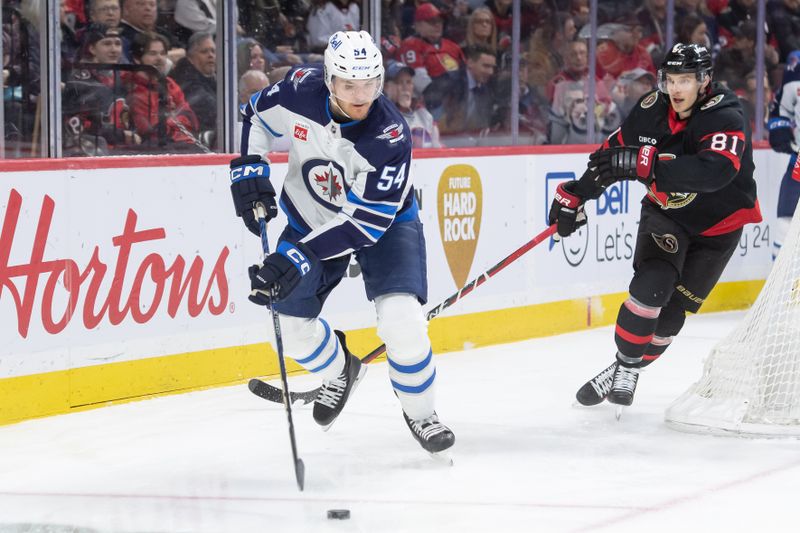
left=1, top=311, right=798, bottom=533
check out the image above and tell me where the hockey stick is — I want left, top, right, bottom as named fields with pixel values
left=253, top=204, right=305, bottom=491
left=249, top=223, right=558, bottom=405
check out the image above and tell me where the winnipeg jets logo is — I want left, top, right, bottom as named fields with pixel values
left=313, top=166, right=343, bottom=201
left=292, top=68, right=315, bottom=89
left=302, top=159, right=349, bottom=210
left=377, top=123, right=405, bottom=143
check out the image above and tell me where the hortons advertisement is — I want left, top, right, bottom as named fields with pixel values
left=0, top=148, right=786, bottom=422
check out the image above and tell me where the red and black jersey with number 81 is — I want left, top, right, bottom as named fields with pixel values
left=601, top=82, right=761, bottom=236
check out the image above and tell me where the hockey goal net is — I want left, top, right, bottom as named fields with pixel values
left=665, top=208, right=800, bottom=437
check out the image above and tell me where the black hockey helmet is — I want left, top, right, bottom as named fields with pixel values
left=657, top=43, right=712, bottom=93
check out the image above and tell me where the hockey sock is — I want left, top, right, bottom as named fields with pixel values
left=614, top=296, right=661, bottom=365
left=639, top=335, right=673, bottom=368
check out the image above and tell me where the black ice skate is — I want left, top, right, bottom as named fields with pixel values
left=403, top=411, right=455, bottom=456
left=575, top=361, right=617, bottom=406
left=607, top=364, right=640, bottom=407
left=312, top=330, right=367, bottom=431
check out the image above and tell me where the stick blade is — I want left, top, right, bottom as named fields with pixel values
left=295, top=458, right=306, bottom=491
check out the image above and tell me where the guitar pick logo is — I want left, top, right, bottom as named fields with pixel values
left=437, top=165, right=483, bottom=288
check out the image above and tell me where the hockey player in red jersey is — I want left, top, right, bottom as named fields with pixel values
left=548, top=43, right=762, bottom=410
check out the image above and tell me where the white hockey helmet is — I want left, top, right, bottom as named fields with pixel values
left=324, top=30, right=384, bottom=103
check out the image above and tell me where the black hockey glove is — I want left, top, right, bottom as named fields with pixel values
left=589, top=145, right=657, bottom=186
left=767, top=117, right=796, bottom=154
left=548, top=181, right=587, bottom=238
left=248, top=241, right=317, bottom=304
left=230, top=154, right=278, bottom=236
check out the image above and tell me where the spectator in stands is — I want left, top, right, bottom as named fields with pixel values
left=717, top=0, right=757, bottom=45
left=61, top=0, right=83, bottom=70
left=400, top=3, right=465, bottom=94
left=635, top=0, right=667, bottom=65
left=739, top=70, right=772, bottom=137
left=268, top=65, right=291, bottom=84
left=381, top=16, right=403, bottom=62
left=587, top=22, right=656, bottom=82
left=524, top=16, right=574, bottom=77
left=675, top=13, right=710, bottom=49
left=715, top=21, right=779, bottom=92
left=462, top=7, right=497, bottom=57
left=422, top=43, right=499, bottom=144
left=128, top=31, right=202, bottom=151
left=675, top=0, right=719, bottom=52
left=494, top=54, right=549, bottom=145
left=2, top=5, right=40, bottom=156
left=63, top=24, right=140, bottom=156
left=170, top=32, right=216, bottom=135
left=549, top=79, right=621, bottom=144
left=384, top=61, right=441, bottom=148
left=120, top=0, right=185, bottom=63
left=306, top=0, right=360, bottom=53
left=236, top=38, right=270, bottom=78
left=610, top=67, right=656, bottom=120
left=64, top=0, right=88, bottom=27
left=238, top=69, right=269, bottom=105
left=546, top=39, right=611, bottom=105
left=485, top=0, right=543, bottom=45
left=78, top=23, right=124, bottom=67
left=89, top=0, right=122, bottom=27
left=569, top=0, right=589, bottom=30
left=175, top=0, right=215, bottom=35
left=766, top=0, right=800, bottom=62
left=436, top=0, right=471, bottom=45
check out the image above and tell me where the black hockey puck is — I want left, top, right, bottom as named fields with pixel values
left=327, top=509, right=350, bottom=520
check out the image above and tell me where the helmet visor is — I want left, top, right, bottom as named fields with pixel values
left=330, top=75, right=384, bottom=105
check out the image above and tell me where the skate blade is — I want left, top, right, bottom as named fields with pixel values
left=427, top=450, right=454, bottom=466
left=321, top=365, right=368, bottom=433
left=615, top=405, right=625, bottom=420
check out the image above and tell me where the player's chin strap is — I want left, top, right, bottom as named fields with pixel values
left=329, top=95, right=354, bottom=121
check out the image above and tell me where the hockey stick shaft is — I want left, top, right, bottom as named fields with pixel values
left=257, top=204, right=305, bottom=491
left=249, top=223, right=557, bottom=405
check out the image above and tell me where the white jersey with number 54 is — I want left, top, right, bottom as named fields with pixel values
left=240, top=66, right=416, bottom=261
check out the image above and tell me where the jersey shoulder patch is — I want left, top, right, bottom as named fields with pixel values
left=640, top=91, right=659, bottom=109
left=700, top=94, right=724, bottom=110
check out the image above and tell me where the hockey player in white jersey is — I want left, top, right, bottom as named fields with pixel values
left=228, top=30, right=455, bottom=455
left=768, top=50, right=800, bottom=259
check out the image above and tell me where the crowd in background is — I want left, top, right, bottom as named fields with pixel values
left=2, top=0, right=800, bottom=156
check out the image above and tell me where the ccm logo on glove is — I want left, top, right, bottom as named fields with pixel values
left=230, top=162, right=270, bottom=181
left=279, top=242, right=312, bottom=275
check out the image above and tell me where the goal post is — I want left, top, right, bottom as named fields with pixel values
left=665, top=207, right=800, bottom=437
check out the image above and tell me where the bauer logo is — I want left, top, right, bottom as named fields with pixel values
left=437, top=165, right=482, bottom=288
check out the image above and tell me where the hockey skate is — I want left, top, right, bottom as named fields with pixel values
left=403, top=411, right=455, bottom=463
left=607, top=364, right=640, bottom=413
left=575, top=361, right=617, bottom=406
left=312, top=330, right=367, bottom=431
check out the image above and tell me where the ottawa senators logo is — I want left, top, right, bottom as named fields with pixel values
left=700, top=94, right=724, bottom=110
left=651, top=232, right=679, bottom=254
left=640, top=91, right=658, bottom=109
